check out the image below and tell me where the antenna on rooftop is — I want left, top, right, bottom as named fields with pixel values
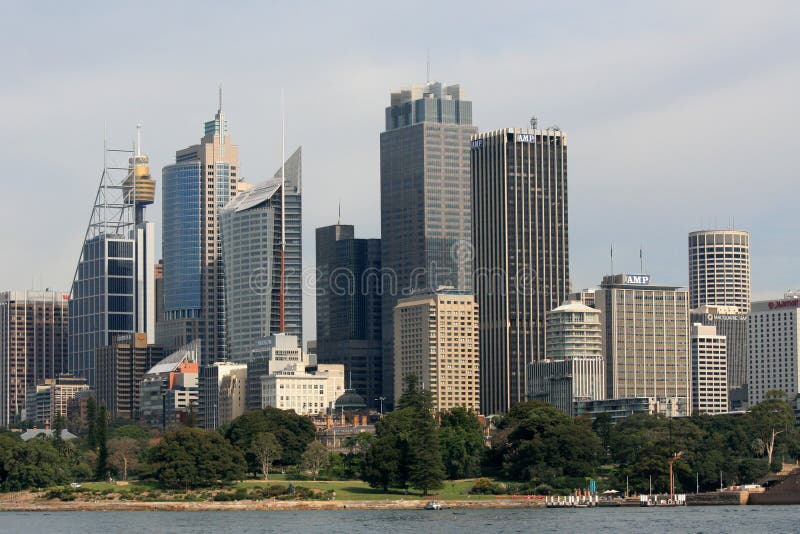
left=530, top=116, right=539, bottom=129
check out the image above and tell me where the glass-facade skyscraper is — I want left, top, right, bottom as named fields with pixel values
left=159, top=102, right=247, bottom=363
left=220, top=148, right=303, bottom=362
left=471, top=128, right=570, bottom=415
left=315, top=224, right=381, bottom=406
left=69, top=138, right=156, bottom=387
left=380, top=81, right=477, bottom=405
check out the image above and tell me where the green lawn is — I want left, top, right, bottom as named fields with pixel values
left=237, top=479, right=497, bottom=500
left=69, top=478, right=498, bottom=501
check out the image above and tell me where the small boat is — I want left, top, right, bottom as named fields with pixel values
left=424, top=500, right=443, bottom=510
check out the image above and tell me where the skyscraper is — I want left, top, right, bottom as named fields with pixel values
left=393, top=288, right=480, bottom=412
left=315, top=224, right=381, bottom=406
left=688, top=229, right=750, bottom=407
left=594, top=274, right=691, bottom=416
left=69, top=130, right=156, bottom=386
left=688, top=230, right=750, bottom=312
left=0, top=290, right=69, bottom=426
left=159, top=97, right=247, bottom=362
left=748, top=295, right=800, bottom=406
left=380, top=81, right=477, bottom=405
left=220, top=148, right=302, bottom=362
left=691, top=323, right=728, bottom=415
left=471, top=128, right=570, bottom=415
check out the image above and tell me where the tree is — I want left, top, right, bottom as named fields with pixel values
left=86, top=397, right=98, bottom=449
left=748, top=394, right=795, bottom=469
left=343, top=431, right=376, bottom=479
left=0, top=435, right=72, bottom=491
left=363, top=435, right=400, bottom=491
left=223, top=407, right=316, bottom=470
left=109, top=437, right=142, bottom=481
left=361, top=374, right=444, bottom=494
left=112, top=424, right=150, bottom=441
left=145, top=427, right=245, bottom=489
left=94, top=406, right=109, bottom=481
left=250, top=432, right=282, bottom=480
left=302, top=441, right=328, bottom=481
left=439, top=407, right=484, bottom=479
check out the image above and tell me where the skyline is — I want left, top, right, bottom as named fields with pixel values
left=3, top=2, right=799, bottom=344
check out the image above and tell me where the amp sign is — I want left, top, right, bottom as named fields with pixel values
left=515, top=133, right=537, bottom=143
left=623, top=274, right=651, bottom=285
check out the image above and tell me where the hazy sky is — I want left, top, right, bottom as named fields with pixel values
left=2, top=1, right=798, bottom=343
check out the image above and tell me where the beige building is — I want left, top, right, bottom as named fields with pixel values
left=595, top=274, right=691, bottom=416
left=260, top=363, right=345, bottom=416
left=393, top=288, right=480, bottom=413
left=688, top=230, right=750, bottom=313
left=691, top=323, right=728, bottom=415
left=25, top=374, right=89, bottom=425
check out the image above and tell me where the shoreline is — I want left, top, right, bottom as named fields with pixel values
left=0, top=498, right=545, bottom=512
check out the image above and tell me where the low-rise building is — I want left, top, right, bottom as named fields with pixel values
left=139, top=340, right=200, bottom=428
left=25, top=374, right=89, bottom=425
left=528, top=357, right=605, bottom=416
left=260, top=363, right=344, bottom=416
left=574, top=396, right=688, bottom=424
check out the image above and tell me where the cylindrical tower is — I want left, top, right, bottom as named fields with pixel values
left=124, top=153, right=156, bottom=223
left=688, top=230, right=750, bottom=313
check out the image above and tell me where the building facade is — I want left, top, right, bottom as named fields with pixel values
left=688, top=230, right=750, bottom=312
left=393, top=288, right=480, bottom=412
left=748, top=296, right=800, bottom=405
left=688, top=229, right=750, bottom=407
left=528, top=357, right=605, bottom=416
left=198, top=361, right=247, bottom=428
left=471, top=128, right=570, bottom=415
left=95, top=332, right=164, bottom=420
left=220, top=149, right=302, bottom=362
left=159, top=100, right=248, bottom=362
left=25, top=374, right=89, bottom=425
left=594, top=274, right=691, bottom=416
left=246, top=333, right=307, bottom=411
left=546, top=301, right=603, bottom=359
left=690, top=305, right=747, bottom=408
left=691, top=323, right=728, bottom=415
left=0, top=290, right=69, bottom=426
left=380, top=82, right=477, bottom=406
left=575, top=396, right=688, bottom=424
left=260, top=363, right=345, bottom=416
left=139, top=340, right=200, bottom=428
left=315, top=224, right=382, bottom=406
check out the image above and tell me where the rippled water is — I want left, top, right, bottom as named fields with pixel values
left=0, top=506, right=796, bottom=533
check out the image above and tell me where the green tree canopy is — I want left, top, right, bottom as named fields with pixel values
left=145, top=427, right=245, bottom=489
left=439, top=406, right=484, bottom=479
left=223, top=407, right=316, bottom=470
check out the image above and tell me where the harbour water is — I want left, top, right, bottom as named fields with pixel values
left=0, top=506, right=796, bottom=533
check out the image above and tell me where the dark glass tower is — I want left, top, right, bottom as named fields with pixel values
left=471, top=128, right=570, bottom=415
left=315, top=224, right=381, bottom=406
left=380, top=82, right=477, bottom=405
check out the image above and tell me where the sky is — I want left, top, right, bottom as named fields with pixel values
left=2, top=1, right=798, bottom=343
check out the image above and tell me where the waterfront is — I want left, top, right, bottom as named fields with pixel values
left=0, top=506, right=797, bottom=533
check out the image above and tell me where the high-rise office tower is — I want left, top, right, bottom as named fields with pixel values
left=0, top=290, right=69, bottom=426
left=594, top=274, right=691, bottom=416
left=198, top=361, right=247, bottom=429
left=393, top=288, right=480, bottom=412
left=691, top=323, right=728, bottom=415
left=69, top=129, right=156, bottom=386
left=688, top=230, right=750, bottom=312
left=159, top=97, right=248, bottom=362
left=380, top=82, right=477, bottom=405
left=688, top=229, right=750, bottom=407
left=471, top=128, right=570, bottom=414
left=748, top=295, right=800, bottom=405
left=220, top=148, right=302, bottom=362
left=95, top=332, right=164, bottom=420
left=315, top=224, right=381, bottom=406
left=25, top=374, right=89, bottom=425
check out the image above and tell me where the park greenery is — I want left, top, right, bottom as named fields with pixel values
left=0, top=386, right=798, bottom=498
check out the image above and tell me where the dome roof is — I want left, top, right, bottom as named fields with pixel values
left=334, top=389, right=367, bottom=410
